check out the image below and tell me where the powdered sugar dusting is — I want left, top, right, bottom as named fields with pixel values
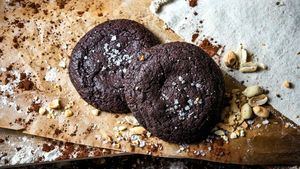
left=0, top=68, right=23, bottom=112
left=45, top=67, right=59, bottom=82
left=2, top=136, right=62, bottom=166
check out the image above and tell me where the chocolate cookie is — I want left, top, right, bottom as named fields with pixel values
left=124, top=42, right=224, bottom=143
left=69, top=19, right=159, bottom=113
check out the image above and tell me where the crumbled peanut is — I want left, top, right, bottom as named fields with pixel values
left=214, top=130, right=225, bottom=136
left=241, top=103, right=253, bottom=120
left=146, top=132, right=151, bottom=138
left=64, top=109, right=73, bottom=117
left=91, top=109, right=100, bottom=116
left=240, top=48, right=248, bottom=64
left=230, top=101, right=239, bottom=113
left=241, top=121, right=248, bottom=129
left=114, top=125, right=127, bottom=132
left=224, top=51, right=237, bottom=68
left=258, top=63, right=267, bottom=70
left=248, top=94, right=268, bottom=107
left=217, top=123, right=234, bottom=132
left=38, top=107, right=47, bottom=115
left=230, top=132, right=238, bottom=139
left=49, top=98, right=61, bottom=109
left=253, top=106, right=269, bottom=118
left=125, top=116, right=139, bottom=126
left=118, top=125, right=127, bottom=131
left=221, top=135, right=229, bottom=142
left=130, top=126, right=146, bottom=135
left=239, top=129, right=245, bottom=137
left=282, top=80, right=292, bottom=89
left=242, top=85, right=263, bottom=97
left=139, top=55, right=145, bottom=61
left=112, top=143, right=120, bottom=149
left=228, top=114, right=236, bottom=125
left=239, top=62, right=258, bottom=73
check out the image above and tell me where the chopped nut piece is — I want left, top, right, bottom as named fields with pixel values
left=130, top=126, right=146, bottom=135
left=114, top=125, right=127, bottom=131
left=124, top=116, right=139, bottom=126
left=228, top=114, right=236, bottom=125
left=224, top=51, right=237, bottom=68
left=58, top=59, right=66, bottom=68
left=240, top=48, right=248, bottom=64
left=282, top=80, right=292, bottom=89
left=241, top=103, right=253, bottom=120
left=242, top=85, right=263, bottom=97
left=146, top=132, right=151, bottom=138
left=101, top=132, right=112, bottom=143
left=258, top=63, right=267, bottom=70
left=253, top=106, right=269, bottom=118
left=139, top=55, right=145, bottom=61
left=64, top=109, right=73, bottom=117
left=241, top=121, right=248, bottom=129
left=217, top=123, right=234, bottom=132
left=231, top=89, right=240, bottom=94
left=221, top=135, right=229, bottom=142
left=229, top=132, right=238, bottom=139
left=239, top=129, right=245, bottom=137
left=262, top=119, right=269, bottom=125
left=112, top=143, right=120, bottom=149
left=239, top=62, right=258, bottom=73
left=248, top=94, right=268, bottom=107
left=49, top=99, right=61, bottom=109
left=214, top=130, right=225, bottom=136
left=38, top=107, right=47, bottom=115
left=230, top=101, right=239, bottom=113
left=91, top=109, right=100, bottom=116
left=118, top=125, right=127, bottom=131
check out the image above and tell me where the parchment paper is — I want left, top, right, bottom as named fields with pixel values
left=150, top=0, right=300, bottom=125
left=0, top=0, right=299, bottom=165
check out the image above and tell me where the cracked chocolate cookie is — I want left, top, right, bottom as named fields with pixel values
left=124, top=42, right=224, bottom=143
left=69, top=19, right=159, bottom=113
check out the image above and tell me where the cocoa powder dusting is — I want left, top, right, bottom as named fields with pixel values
left=18, top=73, right=34, bottom=90
left=42, top=143, right=55, bottom=152
left=54, top=129, right=62, bottom=135
left=199, top=39, right=221, bottom=57
left=189, top=0, right=198, bottom=7
left=191, top=33, right=199, bottom=42
left=28, top=102, right=41, bottom=112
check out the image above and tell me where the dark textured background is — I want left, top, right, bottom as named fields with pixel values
left=11, top=155, right=296, bottom=169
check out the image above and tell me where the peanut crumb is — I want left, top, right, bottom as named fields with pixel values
left=38, top=107, right=47, bottom=115
left=139, top=55, right=145, bottom=61
left=49, top=98, right=61, bottom=109
left=282, top=80, right=292, bottom=89
left=91, top=109, right=100, bottom=116
left=64, top=109, right=73, bottom=117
